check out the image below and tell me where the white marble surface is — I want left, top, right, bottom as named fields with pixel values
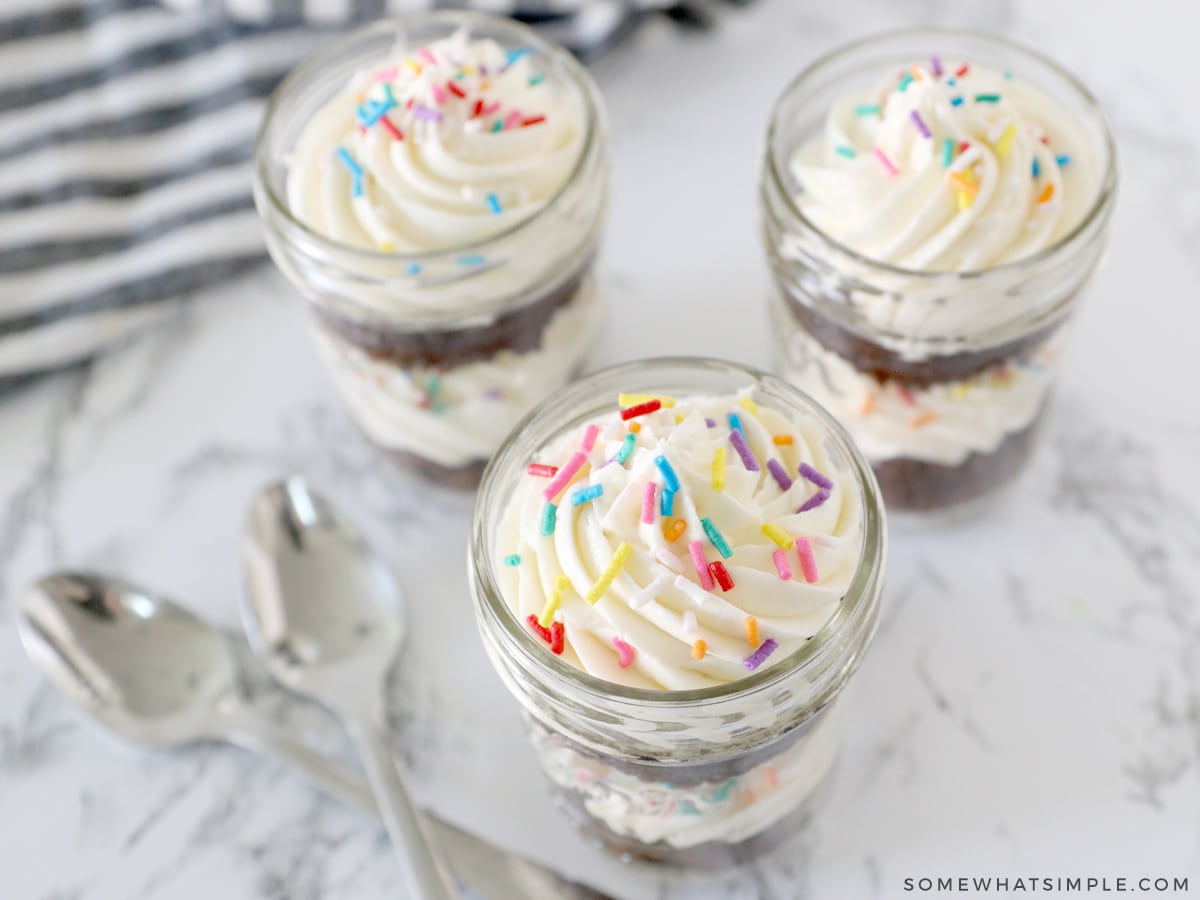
left=3, top=0, right=1200, bottom=897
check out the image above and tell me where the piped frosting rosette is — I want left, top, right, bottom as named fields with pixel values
left=495, top=391, right=866, bottom=690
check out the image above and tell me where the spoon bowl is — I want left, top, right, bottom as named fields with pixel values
left=18, top=572, right=239, bottom=747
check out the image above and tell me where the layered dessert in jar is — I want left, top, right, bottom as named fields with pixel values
left=470, top=359, right=886, bottom=866
left=761, top=30, right=1116, bottom=515
left=254, top=15, right=609, bottom=487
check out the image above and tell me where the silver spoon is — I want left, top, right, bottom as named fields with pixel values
left=17, top=572, right=606, bottom=900
left=241, top=478, right=460, bottom=900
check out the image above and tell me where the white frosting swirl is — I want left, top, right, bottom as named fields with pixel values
left=287, top=32, right=585, bottom=253
left=313, top=285, right=596, bottom=469
left=779, top=323, right=1060, bottom=466
left=495, top=391, right=865, bottom=690
left=791, top=59, right=1101, bottom=271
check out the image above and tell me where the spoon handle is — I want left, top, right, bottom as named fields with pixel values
left=345, top=713, right=462, bottom=900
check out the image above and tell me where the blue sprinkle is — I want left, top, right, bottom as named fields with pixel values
left=458, top=255, right=487, bottom=266
left=540, top=503, right=557, bottom=536
left=1031, top=158, right=1041, bottom=178
left=677, top=800, right=701, bottom=816
left=1055, top=154, right=1071, bottom=167
left=728, top=412, right=745, bottom=436
left=660, top=488, right=675, bottom=517
left=950, top=96, right=964, bottom=107
left=709, top=779, right=737, bottom=803
left=405, top=263, right=421, bottom=276
left=654, top=455, right=681, bottom=493
left=486, top=192, right=502, bottom=215
left=504, top=554, right=521, bottom=566
left=506, top=48, right=531, bottom=65
left=946, top=77, right=957, bottom=87
left=570, top=484, right=603, bottom=506
left=335, top=147, right=364, bottom=197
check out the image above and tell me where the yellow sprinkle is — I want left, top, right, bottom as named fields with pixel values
left=460, top=65, right=474, bottom=75
left=772, top=435, right=793, bottom=446
left=909, top=411, right=938, bottom=429
left=675, top=414, right=684, bottom=424
left=860, top=392, right=876, bottom=415
left=1038, top=183, right=1056, bottom=204
left=628, top=421, right=641, bottom=434
left=738, top=395, right=758, bottom=416
left=585, top=543, right=632, bottom=605
left=957, top=190, right=973, bottom=211
left=711, top=447, right=726, bottom=492
left=692, top=639, right=707, bottom=660
left=761, top=523, right=794, bottom=550
left=479, top=80, right=491, bottom=91
left=996, top=123, right=1017, bottom=158
left=619, top=393, right=676, bottom=409
left=537, top=575, right=572, bottom=627
left=663, top=518, right=687, bottom=542
left=378, top=241, right=395, bottom=253
left=948, top=171, right=978, bottom=197
left=745, top=616, right=759, bottom=647
left=403, top=59, right=421, bottom=74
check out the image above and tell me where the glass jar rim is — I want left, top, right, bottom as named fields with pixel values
left=469, top=356, right=888, bottom=709
left=253, top=12, right=604, bottom=267
left=764, top=26, right=1119, bottom=281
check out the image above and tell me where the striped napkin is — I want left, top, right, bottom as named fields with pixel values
left=0, top=0, right=746, bottom=382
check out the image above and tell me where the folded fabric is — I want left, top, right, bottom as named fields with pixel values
left=0, top=0, right=742, bottom=381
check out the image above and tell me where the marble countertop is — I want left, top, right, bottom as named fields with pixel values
left=2, top=0, right=1199, bottom=897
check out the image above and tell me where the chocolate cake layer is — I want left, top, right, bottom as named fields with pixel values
left=317, top=262, right=590, bottom=369
left=782, top=288, right=1062, bottom=388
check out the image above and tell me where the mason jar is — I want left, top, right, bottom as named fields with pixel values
left=254, top=14, right=609, bottom=489
left=761, top=29, right=1117, bottom=517
left=469, top=358, right=887, bottom=866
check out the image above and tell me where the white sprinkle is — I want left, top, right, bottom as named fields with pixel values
left=673, top=574, right=713, bottom=606
left=630, top=574, right=670, bottom=610
left=682, top=611, right=698, bottom=635
left=655, top=549, right=685, bottom=574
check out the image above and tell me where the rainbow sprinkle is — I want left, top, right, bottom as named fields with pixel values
left=729, top=429, right=760, bottom=472
left=835, top=145, right=857, bottom=159
left=540, top=503, right=557, bottom=535
left=996, top=124, right=1017, bottom=158
left=711, top=447, right=726, bottom=492
left=738, top=396, right=758, bottom=416
left=743, top=639, right=778, bottom=672
left=798, top=463, right=833, bottom=491
left=950, top=96, right=964, bottom=107
left=975, top=93, right=1001, bottom=103
left=1055, top=154, right=1071, bottom=166
left=897, top=72, right=914, bottom=92
left=930, top=55, right=944, bottom=77
left=795, top=538, right=819, bottom=583
left=570, top=484, right=603, bottom=506
left=692, top=640, right=707, bottom=660
left=873, top=147, right=900, bottom=177
left=405, top=263, right=421, bottom=276
left=538, top=575, right=570, bottom=627
left=701, top=518, right=733, bottom=559
left=761, top=523, right=793, bottom=550
left=948, top=171, right=979, bottom=198
left=615, top=433, right=637, bottom=465
left=621, top=399, right=661, bottom=420
left=942, top=138, right=954, bottom=168
left=773, top=435, right=793, bottom=446
left=1032, top=158, right=1041, bottom=178
left=580, top=424, right=599, bottom=453
left=335, top=147, right=364, bottom=197
left=1038, top=183, right=1056, bottom=204
left=654, top=455, right=681, bottom=493
left=910, top=110, right=932, bottom=139
left=663, top=517, right=686, bottom=542
left=727, top=412, right=745, bottom=436
left=486, top=192, right=503, bottom=215
left=527, top=463, right=558, bottom=478
left=660, top=487, right=675, bottom=517
left=709, top=561, right=734, bottom=592
left=503, top=554, right=521, bottom=566
left=798, top=488, right=830, bottom=513
left=744, top=616, right=759, bottom=647
left=458, top=254, right=487, bottom=266
left=611, top=636, right=636, bottom=668
left=689, top=541, right=715, bottom=591
left=855, top=103, right=881, bottom=116
left=585, top=543, right=633, bottom=604
left=766, top=458, right=793, bottom=492
left=620, top=393, right=676, bottom=409
left=642, top=482, right=657, bottom=524
left=543, top=451, right=587, bottom=500
left=772, top=549, right=792, bottom=580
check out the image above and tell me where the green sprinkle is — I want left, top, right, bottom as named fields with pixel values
left=854, top=103, right=880, bottom=116
left=942, top=138, right=954, bottom=168
left=975, top=94, right=1001, bottom=103
left=1003, top=70, right=1013, bottom=80
left=897, top=73, right=914, bottom=92
left=614, top=433, right=637, bottom=465
left=701, top=518, right=733, bottom=559
left=834, top=145, right=857, bottom=159
left=529, top=74, right=545, bottom=86
left=492, top=120, right=504, bottom=132
left=541, top=503, right=557, bottom=536
left=504, top=554, right=521, bottom=566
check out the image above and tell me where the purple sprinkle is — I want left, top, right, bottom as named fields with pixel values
left=797, top=487, right=830, bottom=513
left=479, top=64, right=489, bottom=76
left=728, top=429, right=760, bottom=473
left=743, top=639, right=779, bottom=672
left=414, top=106, right=443, bottom=122
left=798, top=462, right=833, bottom=491
left=910, top=109, right=932, bottom=139
left=766, top=459, right=793, bottom=492
left=484, top=388, right=504, bottom=400
left=705, top=418, right=717, bottom=428
left=930, top=55, right=943, bottom=77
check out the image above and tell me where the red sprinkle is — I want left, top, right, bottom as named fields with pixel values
left=446, top=80, right=466, bottom=99
left=620, top=399, right=662, bottom=421
left=708, top=560, right=734, bottom=592
left=958, top=141, right=970, bottom=154
left=378, top=117, right=403, bottom=141
left=895, top=384, right=916, bottom=406
left=521, top=115, right=546, bottom=127
left=527, top=463, right=559, bottom=478
left=549, top=621, right=565, bottom=655
left=526, top=614, right=551, bottom=643
left=956, top=64, right=970, bottom=77
left=472, top=99, right=484, bottom=118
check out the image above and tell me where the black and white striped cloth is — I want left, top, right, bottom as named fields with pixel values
left=0, top=0, right=748, bottom=382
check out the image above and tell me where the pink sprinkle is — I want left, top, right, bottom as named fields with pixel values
left=482, top=100, right=502, bottom=116
left=772, top=549, right=792, bottom=581
left=580, top=424, right=599, bottom=452
left=542, top=451, right=587, bottom=501
left=431, top=83, right=448, bottom=105
left=375, top=67, right=398, bottom=81
left=611, top=636, right=636, bottom=668
left=689, top=540, right=715, bottom=591
left=873, top=147, right=900, bottom=177
left=930, top=55, right=943, bottom=77
left=642, top=482, right=657, bottom=525
left=796, top=538, right=819, bottom=583
left=504, top=110, right=524, bottom=130
left=417, top=48, right=437, bottom=65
